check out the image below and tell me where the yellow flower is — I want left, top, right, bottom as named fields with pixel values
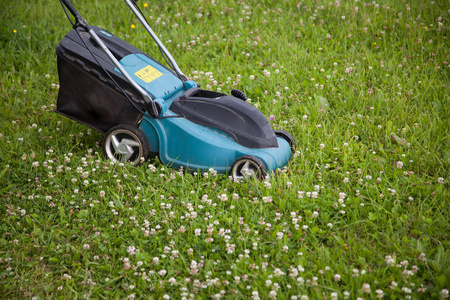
left=131, top=24, right=136, bottom=29
left=312, top=24, right=315, bottom=27
left=13, top=29, right=17, bottom=33
left=374, top=42, right=377, bottom=45
left=144, top=3, right=148, bottom=7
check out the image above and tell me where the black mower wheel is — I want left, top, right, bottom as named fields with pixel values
left=274, top=130, right=296, bottom=151
left=231, top=155, right=267, bottom=180
left=103, top=124, right=150, bottom=166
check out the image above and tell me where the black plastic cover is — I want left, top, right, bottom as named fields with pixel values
left=170, top=88, right=278, bottom=149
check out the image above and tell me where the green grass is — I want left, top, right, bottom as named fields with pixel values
left=1, top=0, right=449, bottom=299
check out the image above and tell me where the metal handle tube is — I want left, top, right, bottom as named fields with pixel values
left=59, top=0, right=89, bottom=31
left=60, top=0, right=81, bottom=19
left=88, top=29, right=153, bottom=104
left=124, top=0, right=186, bottom=80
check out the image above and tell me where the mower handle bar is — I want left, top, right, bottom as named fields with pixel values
left=124, top=0, right=187, bottom=81
left=59, top=0, right=89, bottom=31
left=59, top=0, right=155, bottom=109
left=61, top=0, right=186, bottom=82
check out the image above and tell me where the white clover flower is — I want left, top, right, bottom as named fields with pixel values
left=390, top=281, right=398, bottom=289
left=267, top=291, right=277, bottom=299
left=127, top=246, right=136, bottom=256
left=251, top=291, right=260, bottom=300
left=385, top=255, right=395, bottom=266
left=362, top=283, right=371, bottom=293
left=375, top=289, right=384, bottom=298
left=343, top=291, right=350, bottom=299
left=273, top=268, right=285, bottom=277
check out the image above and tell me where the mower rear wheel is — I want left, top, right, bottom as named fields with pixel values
left=274, top=130, right=296, bottom=151
left=231, top=155, right=267, bottom=180
left=103, top=124, right=150, bottom=166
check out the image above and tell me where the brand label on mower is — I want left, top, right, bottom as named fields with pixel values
left=134, top=65, right=162, bottom=83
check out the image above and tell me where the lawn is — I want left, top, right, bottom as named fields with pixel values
left=0, top=0, right=449, bottom=299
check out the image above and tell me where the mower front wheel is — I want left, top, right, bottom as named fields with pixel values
left=103, top=124, right=150, bottom=166
left=231, top=155, right=267, bottom=180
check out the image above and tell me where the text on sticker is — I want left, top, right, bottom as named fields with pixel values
left=134, top=65, right=162, bottom=83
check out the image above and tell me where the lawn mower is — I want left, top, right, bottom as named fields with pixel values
left=55, top=0, right=295, bottom=180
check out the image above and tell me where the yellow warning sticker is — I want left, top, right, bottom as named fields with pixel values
left=134, top=65, right=162, bottom=83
